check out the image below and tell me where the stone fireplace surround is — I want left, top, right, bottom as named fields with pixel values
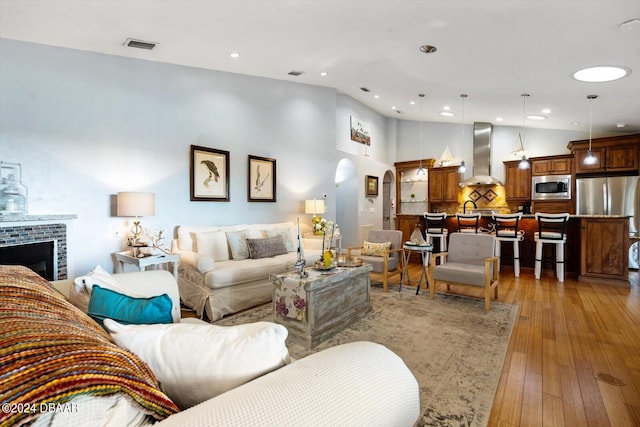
left=0, top=214, right=77, bottom=280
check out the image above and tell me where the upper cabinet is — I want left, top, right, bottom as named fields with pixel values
left=530, top=155, right=573, bottom=176
left=504, top=160, right=531, bottom=200
left=394, top=159, right=435, bottom=215
left=568, top=134, right=640, bottom=175
left=428, top=166, right=460, bottom=204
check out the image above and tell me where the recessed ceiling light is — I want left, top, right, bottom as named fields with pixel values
left=391, top=106, right=397, bottom=110
left=496, top=117, right=504, bottom=122
left=526, top=115, right=547, bottom=120
left=541, top=108, right=551, bottom=114
left=320, top=72, right=327, bottom=76
left=617, top=123, right=627, bottom=128
left=573, top=66, right=630, bottom=82
left=443, top=106, right=451, bottom=111
left=419, top=45, right=437, bottom=54
left=440, top=111, right=454, bottom=117
left=374, top=95, right=379, bottom=99
left=229, top=52, right=240, bottom=58
left=571, top=121, right=581, bottom=126
left=410, top=101, right=416, bottom=105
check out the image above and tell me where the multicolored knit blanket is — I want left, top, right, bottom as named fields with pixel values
left=0, top=265, right=179, bottom=426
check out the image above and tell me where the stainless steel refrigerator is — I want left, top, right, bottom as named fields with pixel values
left=576, top=176, right=640, bottom=268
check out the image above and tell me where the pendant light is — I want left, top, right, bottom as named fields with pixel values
left=458, top=94, right=467, bottom=173
left=416, top=93, right=426, bottom=176
left=583, top=95, right=598, bottom=165
left=518, top=94, right=531, bottom=170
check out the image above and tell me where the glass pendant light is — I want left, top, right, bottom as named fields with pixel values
left=583, top=95, right=598, bottom=165
left=458, top=94, right=468, bottom=173
left=518, top=94, right=531, bottom=170
left=416, top=93, right=426, bottom=176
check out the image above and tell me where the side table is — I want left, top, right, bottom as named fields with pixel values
left=401, top=243, right=433, bottom=294
left=115, top=251, right=180, bottom=279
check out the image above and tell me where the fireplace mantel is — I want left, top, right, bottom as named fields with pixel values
left=0, top=213, right=77, bottom=223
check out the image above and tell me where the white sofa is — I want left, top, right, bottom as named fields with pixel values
left=23, top=268, right=421, bottom=427
left=173, top=222, right=322, bottom=321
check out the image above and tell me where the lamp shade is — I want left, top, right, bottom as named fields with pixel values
left=117, top=192, right=155, bottom=217
left=304, top=199, right=325, bottom=215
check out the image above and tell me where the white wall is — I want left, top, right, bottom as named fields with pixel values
left=0, top=39, right=342, bottom=275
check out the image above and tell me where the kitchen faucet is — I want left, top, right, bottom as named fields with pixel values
left=463, top=200, right=477, bottom=213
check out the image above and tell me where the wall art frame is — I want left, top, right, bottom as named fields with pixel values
left=190, top=145, right=230, bottom=201
left=350, top=115, right=371, bottom=146
left=365, top=175, right=379, bottom=196
left=248, top=155, right=276, bottom=202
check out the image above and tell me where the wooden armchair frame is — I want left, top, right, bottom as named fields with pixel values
left=347, top=245, right=404, bottom=292
left=427, top=233, right=499, bottom=310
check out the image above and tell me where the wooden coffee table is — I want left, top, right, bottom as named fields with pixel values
left=271, top=264, right=373, bottom=348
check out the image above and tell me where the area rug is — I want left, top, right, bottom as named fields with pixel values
left=214, top=284, right=518, bottom=427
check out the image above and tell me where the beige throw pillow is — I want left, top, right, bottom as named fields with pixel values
left=362, top=241, right=391, bottom=257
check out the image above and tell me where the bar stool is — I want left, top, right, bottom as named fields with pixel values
left=455, top=212, right=481, bottom=233
left=492, top=213, right=524, bottom=277
left=534, top=212, right=570, bottom=282
left=424, top=212, right=448, bottom=253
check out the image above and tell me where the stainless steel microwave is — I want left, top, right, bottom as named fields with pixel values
left=532, top=174, right=571, bottom=200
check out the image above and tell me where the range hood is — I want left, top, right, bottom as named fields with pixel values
left=459, top=122, right=503, bottom=186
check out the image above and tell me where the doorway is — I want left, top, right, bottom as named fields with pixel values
left=382, top=170, right=394, bottom=230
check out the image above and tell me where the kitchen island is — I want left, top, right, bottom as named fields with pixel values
left=399, top=214, right=631, bottom=286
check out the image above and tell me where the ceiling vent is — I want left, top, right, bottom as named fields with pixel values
left=124, top=38, right=157, bottom=50
left=360, top=87, right=371, bottom=92
left=288, top=70, right=304, bottom=76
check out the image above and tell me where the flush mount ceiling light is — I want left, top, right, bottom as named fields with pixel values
left=123, top=38, right=157, bottom=50
left=419, top=45, right=437, bottom=54
left=573, top=66, right=630, bottom=82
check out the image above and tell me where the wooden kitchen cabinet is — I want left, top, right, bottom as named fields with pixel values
left=530, top=155, right=573, bottom=176
left=568, top=134, right=640, bottom=175
left=394, top=159, right=435, bottom=215
left=428, top=166, right=460, bottom=204
left=579, top=217, right=629, bottom=285
left=504, top=160, right=531, bottom=201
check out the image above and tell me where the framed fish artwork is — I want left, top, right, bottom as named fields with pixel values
left=248, top=155, right=276, bottom=202
left=190, top=145, right=230, bottom=201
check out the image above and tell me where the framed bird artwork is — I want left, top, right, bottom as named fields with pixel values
left=190, top=145, right=230, bottom=201
left=248, top=155, right=276, bottom=202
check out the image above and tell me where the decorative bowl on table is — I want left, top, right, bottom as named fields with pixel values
left=337, top=256, right=363, bottom=267
left=312, top=261, right=336, bottom=271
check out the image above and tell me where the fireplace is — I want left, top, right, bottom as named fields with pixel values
left=0, top=223, right=68, bottom=280
left=0, top=240, right=57, bottom=280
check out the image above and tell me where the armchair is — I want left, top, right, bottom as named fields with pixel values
left=347, top=229, right=404, bottom=292
left=427, top=232, right=499, bottom=310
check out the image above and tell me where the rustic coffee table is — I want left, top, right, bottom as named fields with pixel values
left=271, top=263, right=372, bottom=348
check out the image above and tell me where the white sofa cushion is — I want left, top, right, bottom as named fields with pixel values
left=104, top=319, right=290, bottom=410
left=71, top=266, right=181, bottom=322
left=196, top=230, right=230, bottom=261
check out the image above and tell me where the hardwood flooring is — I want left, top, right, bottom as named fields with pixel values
left=402, top=264, right=640, bottom=426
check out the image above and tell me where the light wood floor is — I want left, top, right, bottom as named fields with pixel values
left=401, top=264, right=640, bottom=426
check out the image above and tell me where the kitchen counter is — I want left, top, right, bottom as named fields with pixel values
left=399, top=214, right=631, bottom=285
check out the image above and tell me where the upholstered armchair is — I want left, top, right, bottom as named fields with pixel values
left=427, top=232, right=499, bottom=310
left=347, top=229, right=404, bottom=292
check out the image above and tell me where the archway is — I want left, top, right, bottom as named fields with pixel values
left=382, top=170, right=395, bottom=230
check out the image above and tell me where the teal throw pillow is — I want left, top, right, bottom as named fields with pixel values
left=88, top=285, right=173, bottom=328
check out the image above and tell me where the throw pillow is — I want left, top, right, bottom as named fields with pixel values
left=263, top=229, right=296, bottom=252
left=195, top=230, right=230, bottom=261
left=70, top=265, right=131, bottom=313
left=246, top=237, right=288, bottom=259
left=104, top=319, right=291, bottom=409
left=88, top=286, right=173, bottom=328
left=362, top=241, right=392, bottom=257
left=225, top=230, right=250, bottom=260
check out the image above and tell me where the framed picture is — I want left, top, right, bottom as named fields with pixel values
left=350, top=115, right=371, bottom=146
left=190, top=145, right=230, bottom=201
left=248, top=155, right=276, bottom=202
left=365, top=175, right=379, bottom=196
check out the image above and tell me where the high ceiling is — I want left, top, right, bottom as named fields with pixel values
left=1, top=0, right=639, bottom=134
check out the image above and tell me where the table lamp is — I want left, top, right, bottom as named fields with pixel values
left=117, top=192, right=155, bottom=246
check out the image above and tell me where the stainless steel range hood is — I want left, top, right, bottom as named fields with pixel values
left=459, top=122, right=503, bottom=186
